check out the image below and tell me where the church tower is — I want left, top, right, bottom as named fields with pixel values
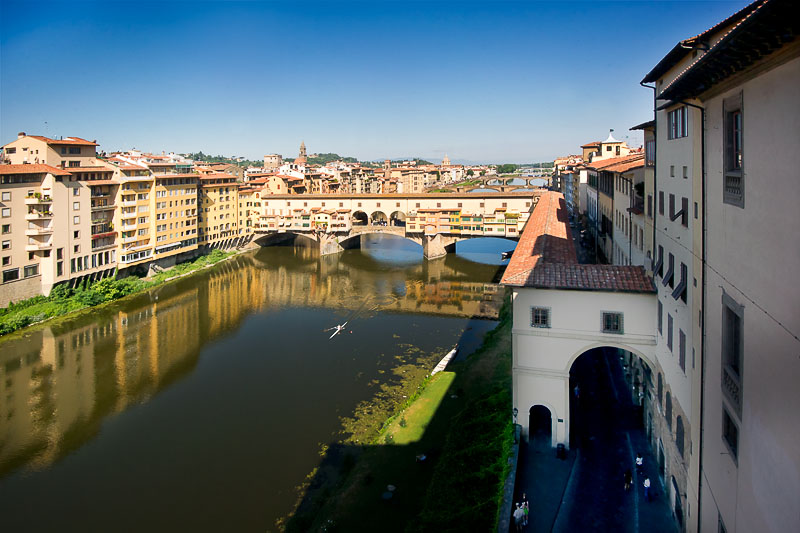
left=442, top=154, right=451, bottom=166
left=295, top=141, right=308, bottom=165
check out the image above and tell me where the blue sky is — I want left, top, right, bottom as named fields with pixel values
left=1, top=0, right=751, bottom=163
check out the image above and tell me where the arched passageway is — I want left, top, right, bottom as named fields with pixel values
left=529, top=405, right=552, bottom=448
left=351, top=211, right=368, bottom=226
left=389, top=211, right=406, bottom=227
left=370, top=211, right=388, bottom=225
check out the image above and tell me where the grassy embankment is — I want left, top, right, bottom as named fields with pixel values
left=284, top=294, right=514, bottom=532
left=0, top=249, right=235, bottom=336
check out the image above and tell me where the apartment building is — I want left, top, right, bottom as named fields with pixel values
left=198, top=173, right=240, bottom=249
left=610, top=156, right=646, bottom=267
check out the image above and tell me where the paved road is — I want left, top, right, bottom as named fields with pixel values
left=553, top=348, right=677, bottom=533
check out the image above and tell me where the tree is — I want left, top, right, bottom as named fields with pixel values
left=466, top=169, right=474, bottom=177
left=496, top=164, right=518, bottom=174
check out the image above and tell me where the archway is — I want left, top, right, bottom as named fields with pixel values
left=529, top=405, right=552, bottom=449
left=370, top=211, right=388, bottom=225
left=671, top=476, right=683, bottom=529
left=351, top=211, right=368, bottom=226
left=389, top=211, right=406, bottom=227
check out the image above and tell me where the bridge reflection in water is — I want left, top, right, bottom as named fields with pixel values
left=0, top=237, right=505, bottom=530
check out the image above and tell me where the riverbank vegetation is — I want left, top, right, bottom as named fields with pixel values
left=284, top=294, right=514, bottom=532
left=0, top=249, right=234, bottom=337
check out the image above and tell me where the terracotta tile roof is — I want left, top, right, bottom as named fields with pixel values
left=84, top=179, right=119, bottom=186
left=581, top=141, right=602, bottom=148
left=0, top=163, right=71, bottom=176
left=67, top=166, right=114, bottom=173
left=501, top=191, right=655, bottom=293
left=586, top=154, right=644, bottom=172
left=25, top=135, right=98, bottom=146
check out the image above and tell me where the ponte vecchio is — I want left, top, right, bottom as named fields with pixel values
left=251, top=191, right=541, bottom=258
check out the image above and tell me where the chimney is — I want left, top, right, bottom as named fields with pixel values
left=18, top=132, right=26, bottom=139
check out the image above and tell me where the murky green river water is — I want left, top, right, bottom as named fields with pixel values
left=0, top=236, right=511, bottom=531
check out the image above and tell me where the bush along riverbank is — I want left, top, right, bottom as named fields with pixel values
left=0, top=249, right=235, bottom=337
left=283, top=293, right=514, bottom=532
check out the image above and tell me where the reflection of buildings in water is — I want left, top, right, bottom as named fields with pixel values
left=0, top=250, right=501, bottom=477
left=0, top=260, right=269, bottom=476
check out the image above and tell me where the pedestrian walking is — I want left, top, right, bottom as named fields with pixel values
left=643, top=477, right=651, bottom=501
left=635, top=453, right=644, bottom=475
left=522, top=499, right=529, bottom=526
left=574, top=384, right=580, bottom=399
left=624, top=469, right=633, bottom=491
left=513, top=503, right=524, bottom=532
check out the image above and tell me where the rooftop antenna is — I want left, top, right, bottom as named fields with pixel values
left=44, top=121, right=48, bottom=138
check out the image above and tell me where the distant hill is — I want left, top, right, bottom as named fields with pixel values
left=306, top=153, right=358, bottom=165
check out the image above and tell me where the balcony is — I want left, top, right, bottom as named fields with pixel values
left=91, top=202, right=115, bottom=211
left=26, top=241, right=52, bottom=251
left=25, top=211, right=53, bottom=220
left=25, top=226, right=53, bottom=236
left=121, top=234, right=141, bottom=244
left=120, top=197, right=137, bottom=207
left=25, top=195, right=53, bottom=205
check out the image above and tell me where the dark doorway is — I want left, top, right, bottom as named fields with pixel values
left=529, top=405, right=552, bottom=448
left=672, top=477, right=684, bottom=530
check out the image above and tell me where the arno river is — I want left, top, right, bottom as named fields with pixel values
left=0, top=235, right=512, bottom=531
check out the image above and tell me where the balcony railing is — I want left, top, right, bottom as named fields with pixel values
left=722, top=365, right=742, bottom=415
left=25, top=241, right=52, bottom=251
left=25, top=226, right=53, bottom=236
left=25, top=195, right=53, bottom=205
left=25, top=211, right=53, bottom=220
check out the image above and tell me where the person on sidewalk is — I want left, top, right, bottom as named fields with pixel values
left=624, top=469, right=633, bottom=491
left=635, top=453, right=643, bottom=475
left=643, top=477, right=651, bottom=501
left=522, top=495, right=529, bottom=526
left=513, top=503, right=524, bottom=531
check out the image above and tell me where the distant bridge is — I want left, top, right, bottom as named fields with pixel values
left=251, top=192, right=540, bottom=259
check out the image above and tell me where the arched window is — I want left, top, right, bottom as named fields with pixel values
left=665, top=392, right=672, bottom=429
left=657, top=373, right=663, bottom=406
left=676, top=416, right=685, bottom=458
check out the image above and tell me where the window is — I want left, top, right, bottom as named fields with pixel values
left=1, top=240, right=10, bottom=250
left=24, top=264, right=38, bottom=277
left=679, top=330, right=686, bottom=372
left=69, top=146, right=80, bottom=154
left=73, top=201, right=80, bottom=211
left=667, top=313, right=673, bottom=352
left=653, top=245, right=663, bottom=278
left=647, top=194, right=652, bottom=218
left=57, top=261, right=63, bottom=276
left=724, top=93, right=744, bottom=207
left=722, top=407, right=739, bottom=460
left=73, top=216, right=80, bottom=224
left=2, top=224, right=10, bottom=234
left=668, top=106, right=688, bottom=139
left=602, top=312, right=623, bottom=334
left=658, top=191, right=664, bottom=215
left=722, top=292, right=744, bottom=414
left=1, top=191, right=10, bottom=201
left=74, top=244, right=80, bottom=253
left=665, top=392, right=672, bottom=428
left=5, top=147, right=15, bottom=155
left=663, top=252, right=675, bottom=288
left=530, top=307, right=551, bottom=328
left=670, top=165, right=675, bottom=177
left=1, top=256, right=9, bottom=266
left=1, top=208, right=10, bottom=217
left=681, top=197, right=689, bottom=227
left=676, top=416, right=685, bottom=458
left=57, top=248, right=63, bottom=260
left=669, top=194, right=675, bottom=219
left=73, top=187, right=80, bottom=196
left=672, top=262, right=687, bottom=302
left=3, top=267, right=19, bottom=282
left=658, top=300, right=663, bottom=334
left=73, top=230, right=79, bottom=239
left=657, top=373, right=663, bottom=406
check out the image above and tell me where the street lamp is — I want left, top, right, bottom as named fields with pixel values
left=513, top=408, right=519, bottom=443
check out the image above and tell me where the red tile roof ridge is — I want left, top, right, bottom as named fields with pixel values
left=25, top=135, right=98, bottom=146
left=501, top=190, right=654, bottom=293
left=0, top=163, right=72, bottom=176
